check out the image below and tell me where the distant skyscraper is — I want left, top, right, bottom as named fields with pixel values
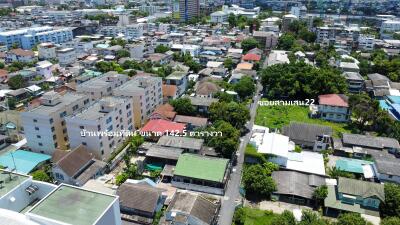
left=179, top=0, right=200, bottom=22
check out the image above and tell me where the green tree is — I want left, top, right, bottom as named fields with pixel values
left=277, top=33, right=296, bottom=51
left=348, top=94, right=379, bottom=131
left=336, top=213, right=369, bottom=225
left=381, top=183, right=400, bottom=217
left=0, top=62, right=4, bottom=69
left=110, top=38, right=127, bottom=47
left=242, top=163, right=277, bottom=199
left=8, top=74, right=26, bottom=89
left=224, top=57, right=234, bottom=70
left=313, top=185, right=328, bottom=208
left=31, top=170, right=52, bottom=182
left=381, top=217, right=400, bottom=225
left=206, top=121, right=240, bottom=158
left=241, top=38, right=260, bottom=52
left=214, top=91, right=235, bottom=103
left=95, top=61, right=123, bottom=73
left=327, top=167, right=355, bottom=179
left=234, top=76, right=256, bottom=100
left=115, top=173, right=128, bottom=185
left=155, top=45, right=170, bottom=53
left=299, top=210, right=329, bottom=225
left=116, top=49, right=130, bottom=58
left=270, top=210, right=296, bottom=225
left=209, top=101, right=250, bottom=130
left=228, top=13, right=237, bottom=28
left=170, top=97, right=196, bottom=116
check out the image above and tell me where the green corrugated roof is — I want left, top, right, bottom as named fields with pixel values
left=335, top=159, right=373, bottom=174
left=174, top=154, right=229, bottom=182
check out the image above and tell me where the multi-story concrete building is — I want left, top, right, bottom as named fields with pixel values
left=210, top=11, right=228, bottom=23
left=65, top=96, right=133, bottom=161
left=253, top=31, right=278, bottom=50
left=381, top=20, right=400, bottom=39
left=0, top=170, right=122, bottom=225
left=317, top=94, right=350, bottom=122
left=179, top=0, right=200, bottom=22
left=113, top=75, right=163, bottom=128
left=281, top=14, right=298, bottom=32
left=56, top=48, right=76, bottom=66
left=99, top=24, right=144, bottom=40
left=358, top=34, right=375, bottom=51
left=37, top=43, right=57, bottom=60
left=21, top=91, right=91, bottom=155
left=127, top=42, right=145, bottom=60
left=0, top=26, right=73, bottom=49
left=165, top=71, right=188, bottom=96
left=5, top=48, right=35, bottom=63
left=76, top=72, right=129, bottom=101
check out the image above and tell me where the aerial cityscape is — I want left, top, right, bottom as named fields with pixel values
left=0, top=0, right=400, bottom=225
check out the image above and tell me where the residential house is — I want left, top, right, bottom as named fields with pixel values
left=5, top=48, right=35, bottom=63
left=145, top=144, right=184, bottom=166
left=141, top=119, right=186, bottom=137
left=38, top=43, right=57, bottom=60
left=188, top=96, right=218, bottom=114
left=35, top=60, right=53, bottom=80
left=52, top=145, right=107, bottom=186
left=165, top=71, right=188, bottom=97
left=0, top=69, right=8, bottom=83
left=339, top=61, right=360, bottom=73
left=316, top=94, right=350, bottom=122
left=172, top=154, right=229, bottom=195
left=157, top=136, right=204, bottom=154
left=242, top=53, right=261, bottom=64
left=272, top=170, right=326, bottom=206
left=164, top=191, right=220, bottom=225
left=162, top=84, right=178, bottom=102
left=147, top=53, right=171, bottom=65
left=117, top=182, right=165, bottom=224
left=324, top=177, right=384, bottom=217
left=282, top=122, right=332, bottom=151
left=150, top=103, right=177, bottom=121
left=173, top=115, right=208, bottom=130
left=342, top=72, right=364, bottom=93
left=195, top=80, right=220, bottom=98
left=57, top=48, right=76, bottom=66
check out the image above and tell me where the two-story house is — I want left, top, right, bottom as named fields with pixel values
left=325, top=177, right=385, bottom=217
left=165, top=71, right=188, bottom=97
left=317, top=94, right=350, bottom=122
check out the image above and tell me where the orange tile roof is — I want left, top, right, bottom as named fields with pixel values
left=318, top=94, right=349, bottom=107
left=242, top=53, right=261, bottom=61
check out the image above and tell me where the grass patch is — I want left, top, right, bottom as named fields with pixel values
left=234, top=207, right=277, bottom=225
left=255, top=104, right=353, bottom=137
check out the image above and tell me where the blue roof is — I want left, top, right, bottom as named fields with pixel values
left=96, top=43, right=109, bottom=49
left=0, top=150, right=51, bottom=174
left=379, top=100, right=391, bottom=110
left=335, top=158, right=373, bottom=174
left=387, top=95, right=400, bottom=104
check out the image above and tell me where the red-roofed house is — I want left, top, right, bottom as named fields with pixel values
left=0, top=69, right=8, bottom=83
left=242, top=53, right=261, bottom=63
left=317, top=94, right=350, bottom=122
left=141, top=119, right=185, bottom=137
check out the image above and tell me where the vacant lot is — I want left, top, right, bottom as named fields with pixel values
left=255, top=104, right=353, bottom=137
left=234, top=207, right=277, bottom=225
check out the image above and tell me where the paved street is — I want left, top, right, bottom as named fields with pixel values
left=218, top=83, right=262, bottom=225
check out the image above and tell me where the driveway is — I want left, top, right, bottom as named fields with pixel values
left=258, top=201, right=312, bottom=214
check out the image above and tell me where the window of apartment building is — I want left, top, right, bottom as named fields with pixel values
left=63, top=128, right=67, bottom=134
left=84, top=99, right=89, bottom=105
left=61, top=121, right=65, bottom=126
left=36, top=135, right=41, bottom=139
left=100, top=142, right=103, bottom=147
left=49, top=118, right=53, bottom=124
left=72, top=104, right=79, bottom=111
left=127, top=111, right=132, bottom=117
left=35, top=127, right=39, bottom=131
left=128, top=118, right=132, bottom=124
left=98, top=125, right=101, bottom=131
left=38, top=143, right=43, bottom=146
left=101, top=150, right=104, bottom=155
left=33, top=119, right=38, bottom=123
left=106, top=117, right=112, bottom=124
left=107, top=125, right=113, bottom=131
left=64, top=137, right=68, bottom=141
left=128, top=125, right=133, bottom=131
left=55, top=173, right=64, bottom=180
left=53, top=135, right=56, bottom=140
left=54, top=143, right=57, bottom=148
left=79, top=125, right=84, bottom=129
left=126, top=104, right=131, bottom=109
left=82, top=142, right=87, bottom=146
left=119, top=109, right=122, bottom=115
left=51, top=127, right=55, bottom=132
left=59, top=111, right=67, bottom=118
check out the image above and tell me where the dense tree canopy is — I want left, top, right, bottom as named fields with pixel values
left=241, top=38, right=260, bottom=53
left=95, top=61, right=123, bottom=73
left=116, top=49, right=130, bottom=58
left=381, top=217, right=400, bottom=225
left=381, top=183, right=400, bottom=218
left=205, top=120, right=240, bottom=158
left=209, top=101, right=250, bottom=130
left=8, top=74, right=27, bottom=90
left=170, top=98, right=195, bottom=116
left=234, top=76, right=256, bottom=100
left=242, top=162, right=278, bottom=199
left=336, top=213, right=369, bottom=225
left=155, top=45, right=170, bottom=53
left=31, top=170, right=52, bottom=182
left=260, top=62, right=347, bottom=100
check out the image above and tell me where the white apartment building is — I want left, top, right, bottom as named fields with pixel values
left=21, top=91, right=91, bottom=155
left=113, top=75, right=163, bottom=128
left=358, top=34, right=375, bottom=51
left=76, top=72, right=129, bottom=101
left=35, top=61, right=53, bottom=80
left=37, top=43, right=56, bottom=60
left=381, top=20, right=400, bottom=38
left=99, top=24, right=144, bottom=40
left=210, top=11, right=228, bottom=23
left=127, top=42, right=145, bottom=60
left=165, top=71, right=188, bottom=96
left=65, top=96, right=133, bottom=161
left=56, top=48, right=76, bottom=66
left=0, top=170, right=121, bottom=225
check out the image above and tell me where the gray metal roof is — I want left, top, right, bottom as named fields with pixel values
left=342, top=133, right=400, bottom=149
left=282, top=122, right=332, bottom=143
left=369, top=150, right=400, bottom=176
left=146, top=146, right=184, bottom=161
left=338, top=177, right=385, bottom=201
left=272, top=171, right=325, bottom=200
left=157, top=136, right=204, bottom=150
